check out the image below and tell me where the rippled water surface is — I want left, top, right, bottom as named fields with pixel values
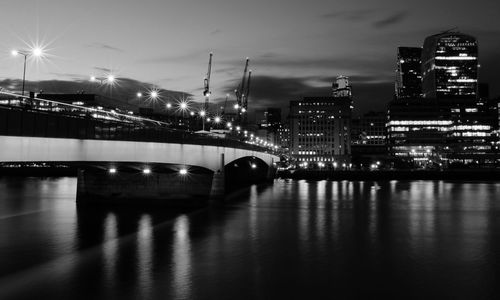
left=1, top=177, right=500, bottom=299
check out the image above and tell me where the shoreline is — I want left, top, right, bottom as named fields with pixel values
left=277, top=169, right=500, bottom=181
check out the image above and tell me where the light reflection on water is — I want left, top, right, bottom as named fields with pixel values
left=1, top=177, right=500, bottom=299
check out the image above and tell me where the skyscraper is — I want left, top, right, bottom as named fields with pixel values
left=395, top=47, right=422, bottom=99
left=421, top=31, right=478, bottom=99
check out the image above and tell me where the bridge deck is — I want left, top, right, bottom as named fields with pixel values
left=0, top=104, right=271, bottom=154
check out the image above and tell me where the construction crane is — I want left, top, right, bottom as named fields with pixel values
left=242, top=70, right=251, bottom=112
left=240, top=70, right=252, bottom=124
left=235, top=57, right=249, bottom=124
left=203, top=52, right=213, bottom=112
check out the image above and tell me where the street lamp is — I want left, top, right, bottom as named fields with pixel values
left=11, top=48, right=43, bottom=97
left=200, top=110, right=206, bottom=131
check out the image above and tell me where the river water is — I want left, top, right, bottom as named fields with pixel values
left=1, top=177, right=500, bottom=299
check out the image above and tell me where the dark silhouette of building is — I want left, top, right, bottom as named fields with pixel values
left=421, top=31, right=478, bottom=99
left=395, top=47, right=422, bottom=99
left=351, top=111, right=388, bottom=169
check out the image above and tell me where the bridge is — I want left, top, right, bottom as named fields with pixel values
left=0, top=93, right=279, bottom=205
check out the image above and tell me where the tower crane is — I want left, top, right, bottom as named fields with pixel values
left=203, top=52, right=213, bottom=112
left=241, top=70, right=252, bottom=124
left=235, top=57, right=249, bottom=124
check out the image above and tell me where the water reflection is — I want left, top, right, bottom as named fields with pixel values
left=1, top=177, right=500, bottom=299
left=171, top=215, right=192, bottom=300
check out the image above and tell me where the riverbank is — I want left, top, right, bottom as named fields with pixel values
left=277, top=169, right=500, bottom=181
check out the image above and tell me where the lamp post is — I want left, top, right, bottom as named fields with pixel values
left=200, top=110, right=206, bottom=131
left=11, top=48, right=43, bottom=98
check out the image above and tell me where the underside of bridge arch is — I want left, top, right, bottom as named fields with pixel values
left=76, top=162, right=216, bottom=207
left=224, top=156, right=272, bottom=191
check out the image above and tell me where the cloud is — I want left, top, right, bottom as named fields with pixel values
left=322, top=9, right=375, bottom=21
left=86, top=42, right=124, bottom=52
left=210, top=29, right=222, bottom=35
left=252, top=54, right=395, bottom=79
left=373, top=11, right=409, bottom=28
left=93, top=67, right=112, bottom=73
left=136, top=50, right=208, bottom=64
left=219, top=75, right=394, bottom=117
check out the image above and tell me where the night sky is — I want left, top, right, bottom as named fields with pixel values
left=0, top=0, right=499, bottom=116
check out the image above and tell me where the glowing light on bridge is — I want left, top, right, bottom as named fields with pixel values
left=179, top=168, right=188, bottom=175
left=143, top=168, right=151, bottom=174
left=109, top=168, right=117, bottom=174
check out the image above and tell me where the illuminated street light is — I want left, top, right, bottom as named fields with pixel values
left=234, top=104, right=239, bottom=110
left=150, top=90, right=158, bottom=99
left=166, top=103, right=172, bottom=109
left=143, top=168, right=151, bottom=174
left=199, top=110, right=207, bottom=131
left=107, top=74, right=115, bottom=83
left=179, top=168, right=188, bottom=175
left=214, top=116, right=221, bottom=123
left=11, top=47, right=44, bottom=97
left=227, top=122, right=232, bottom=128
left=137, top=92, right=143, bottom=98
left=251, top=163, right=257, bottom=169
left=32, top=47, right=43, bottom=57
left=109, top=168, right=117, bottom=174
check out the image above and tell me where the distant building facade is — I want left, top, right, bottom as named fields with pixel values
left=289, top=96, right=352, bottom=166
left=351, top=111, right=388, bottom=169
left=421, top=31, right=479, bottom=99
left=387, top=97, right=497, bottom=168
left=395, top=47, right=422, bottom=99
left=333, top=76, right=352, bottom=98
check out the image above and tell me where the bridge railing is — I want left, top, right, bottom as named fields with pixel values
left=0, top=104, right=274, bottom=154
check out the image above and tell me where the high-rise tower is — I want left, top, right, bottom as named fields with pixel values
left=395, top=47, right=422, bottom=99
left=421, top=31, right=478, bottom=99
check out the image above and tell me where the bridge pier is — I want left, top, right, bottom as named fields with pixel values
left=209, top=154, right=226, bottom=205
left=76, top=166, right=214, bottom=207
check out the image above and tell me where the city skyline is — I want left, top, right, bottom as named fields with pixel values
left=0, top=0, right=499, bottom=114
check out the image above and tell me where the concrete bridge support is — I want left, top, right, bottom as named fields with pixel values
left=76, top=166, right=214, bottom=207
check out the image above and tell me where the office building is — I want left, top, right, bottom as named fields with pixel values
left=395, top=47, right=422, bottom=99
left=289, top=96, right=352, bottom=166
left=421, top=31, right=479, bottom=99
left=351, top=111, right=388, bottom=168
left=387, top=97, right=497, bottom=168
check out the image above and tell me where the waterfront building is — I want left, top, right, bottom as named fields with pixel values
left=289, top=96, right=352, bottom=166
left=421, top=31, right=479, bottom=99
left=395, top=47, right=422, bottom=99
left=387, top=97, right=497, bottom=168
left=276, top=122, right=290, bottom=151
left=351, top=111, right=388, bottom=168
